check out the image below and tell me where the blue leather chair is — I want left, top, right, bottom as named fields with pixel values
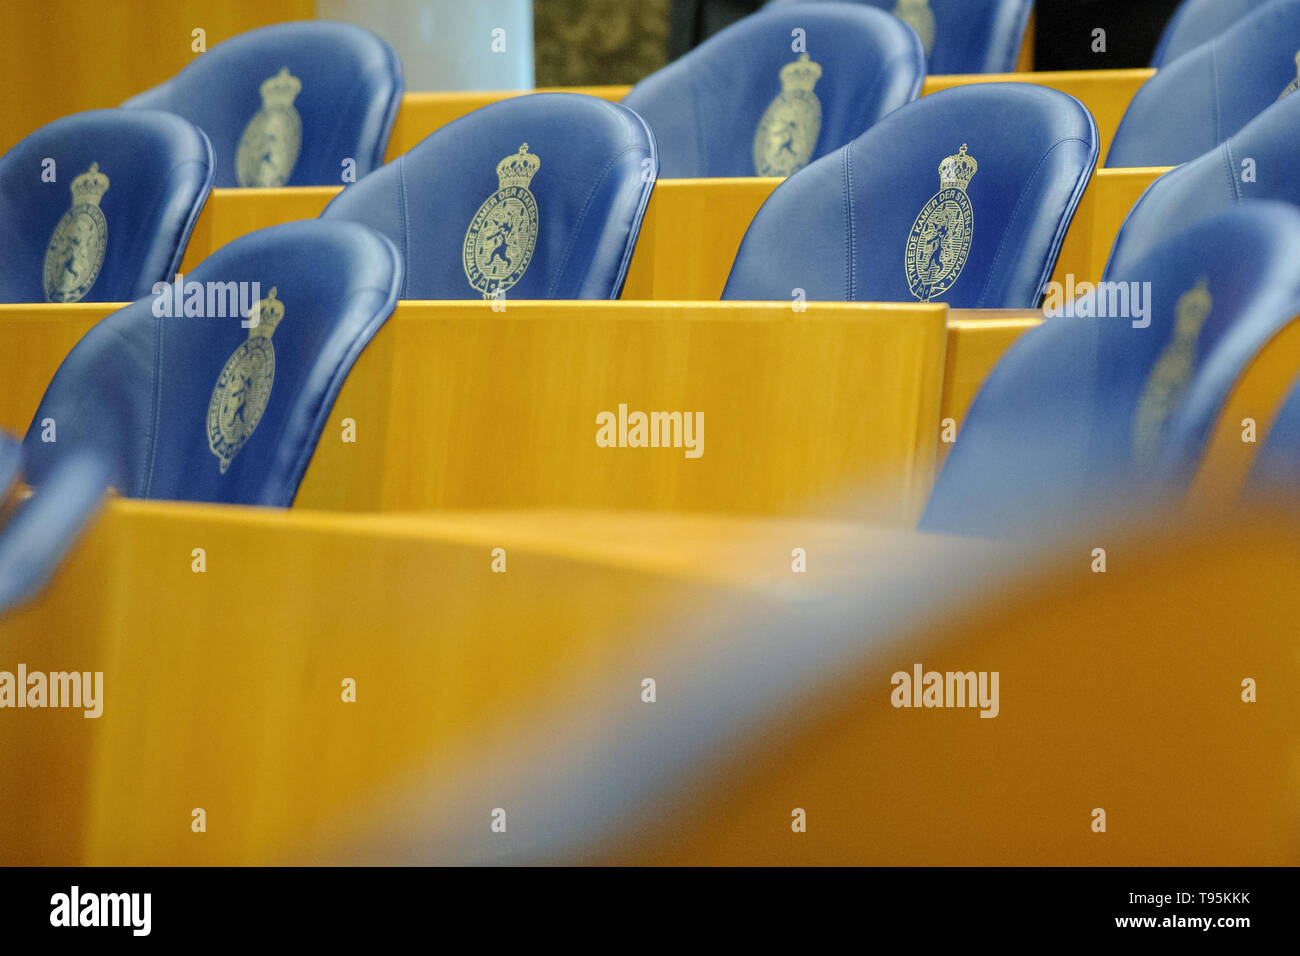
left=773, top=0, right=1034, bottom=74
left=1106, top=88, right=1300, bottom=278
left=124, top=21, right=402, bottom=187
left=622, top=3, right=924, bottom=178
left=21, top=220, right=401, bottom=506
left=722, top=83, right=1097, bottom=307
left=322, top=92, right=655, bottom=300
left=1247, top=373, right=1300, bottom=494
left=921, top=202, right=1300, bottom=537
left=1109, top=0, right=1300, bottom=167
left=0, top=109, right=213, bottom=304
left=1151, top=0, right=1269, bottom=68
left=0, top=443, right=109, bottom=617
left=0, top=433, right=20, bottom=500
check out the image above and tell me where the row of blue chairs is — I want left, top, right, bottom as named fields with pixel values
left=20, top=54, right=1300, bottom=314
left=2, top=80, right=1097, bottom=307
left=17, top=59, right=1300, bottom=511
left=11, top=0, right=1300, bottom=308
left=7, top=197, right=1300, bottom=617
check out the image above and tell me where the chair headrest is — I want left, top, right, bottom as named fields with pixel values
left=1110, top=0, right=1300, bottom=167
left=623, top=2, right=924, bottom=178
left=0, top=108, right=213, bottom=303
left=723, top=82, right=1098, bottom=308
left=1151, top=0, right=1269, bottom=68
left=22, top=219, right=402, bottom=506
left=123, top=20, right=402, bottom=187
left=922, top=201, right=1300, bottom=537
left=322, top=92, right=656, bottom=301
left=1106, top=88, right=1300, bottom=278
left=772, top=0, right=1035, bottom=74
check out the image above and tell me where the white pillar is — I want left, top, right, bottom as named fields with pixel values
left=316, top=0, right=535, bottom=92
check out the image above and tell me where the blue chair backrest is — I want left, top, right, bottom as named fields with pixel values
left=123, top=21, right=402, bottom=187
left=1152, top=0, right=1269, bottom=68
left=1247, top=373, right=1300, bottom=494
left=921, top=202, right=1300, bottom=537
left=0, top=109, right=213, bottom=304
left=22, top=220, right=401, bottom=506
left=322, top=92, right=655, bottom=301
left=1109, top=0, right=1300, bottom=167
left=622, top=3, right=924, bottom=178
left=0, top=433, right=20, bottom=500
left=0, top=448, right=109, bottom=618
left=722, top=82, right=1097, bottom=307
left=1106, top=88, right=1300, bottom=278
left=774, top=0, right=1034, bottom=74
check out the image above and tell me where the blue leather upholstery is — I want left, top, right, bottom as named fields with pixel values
left=921, top=202, right=1300, bottom=537
left=722, top=83, right=1097, bottom=307
left=322, top=92, right=655, bottom=300
left=22, top=220, right=402, bottom=506
left=1248, top=373, right=1300, bottom=493
left=1109, top=0, right=1300, bottom=167
left=0, top=109, right=213, bottom=304
left=1105, top=88, right=1300, bottom=279
left=773, top=0, right=1034, bottom=74
left=0, top=433, right=20, bottom=501
left=0, top=448, right=109, bottom=617
left=1152, top=0, right=1269, bottom=68
left=622, top=3, right=924, bottom=178
left=123, top=21, right=402, bottom=188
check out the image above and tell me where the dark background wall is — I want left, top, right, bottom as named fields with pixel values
left=1034, top=0, right=1185, bottom=70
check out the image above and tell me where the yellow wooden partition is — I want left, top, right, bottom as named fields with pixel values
left=292, top=301, right=948, bottom=522
left=6, top=502, right=1291, bottom=864
left=1049, top=166, right=1165, bottom=290
left=569, top=511, right=1300, bottom=865
left=179, top=187, right=339, bottom=273
left=0, top=301, right=1039, bottom=515
left=0, top=501, right=931, bottom=864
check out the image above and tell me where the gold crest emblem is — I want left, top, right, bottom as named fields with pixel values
left=207, top=288, right=283, bottom=473
left=43, top=162, right=109, bottom=303
left=1279, top=50, right=1300, bottom=100
left=462, top=143, right=541, bottom=299
left=894, top=0, right=936, bottom=55
left=1132, top=278, right=1212, bottom=471
left=236, top=67, right=303, bottom=187
left=753, top=53, right=823, bottom=177
left=905, top=144, right=977, bottom=302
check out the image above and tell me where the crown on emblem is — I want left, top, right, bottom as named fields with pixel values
left=496, top=143, right=542, bottom=189
left=260, top=67, right=302, bottom=107
left=779, top=53, right=822, bottom=92
left=1174, top=278, right=1211, bottom=334
left=938, top=144, right=978, bottom=191
left=248, top=286, right=285, bottom=335
left=70, top=162, right=109, bottom=205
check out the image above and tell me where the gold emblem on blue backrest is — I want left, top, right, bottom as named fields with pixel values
left=905, top=144, right=977, bottom=302
left=43, top=162, right=109, bottom=303
left=1132, top=278, right=1212, bottom=471
left=894, top=0, right=936, bottom=55
left=207, top=288, right=283, bottom=473
left=1279, top=50, right=1300, bottom=100
left=753, top=53, right=823, bottom=177
left=462, top=143, right=541, bottom=299
left=236, top=67, right=303, bottom=187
